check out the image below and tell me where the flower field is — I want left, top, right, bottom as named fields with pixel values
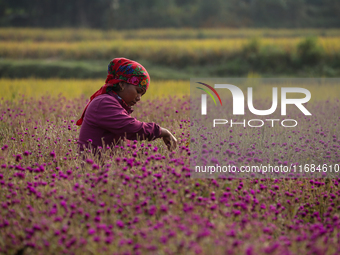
left=1, top=80, right=340, bottom=254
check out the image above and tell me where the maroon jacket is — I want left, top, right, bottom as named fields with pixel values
left=77, top=92, right=161, bottom=151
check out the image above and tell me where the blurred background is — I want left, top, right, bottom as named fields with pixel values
left=0, top=0, right=339, bottom=99
left=2, top=0, right=339, bottom=29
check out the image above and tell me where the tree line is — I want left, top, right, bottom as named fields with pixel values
left=0, top=0, right=339, bottom=29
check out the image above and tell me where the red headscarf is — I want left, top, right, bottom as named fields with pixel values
left=76, top=58, right=150, bottom=126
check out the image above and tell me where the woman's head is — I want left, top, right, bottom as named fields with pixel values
left=105, top=58, right=150, bottom=92
left=76, top=58, right=149, bottom=126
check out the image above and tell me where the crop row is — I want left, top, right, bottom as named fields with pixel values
left=0, top=38, right=339, bottom=67
left=1, top=28, right=340, bottom=42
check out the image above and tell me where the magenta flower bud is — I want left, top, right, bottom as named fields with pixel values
left=116, top=220, right=124, bottom=229
left=86, top=158, right=94, bottom=164
left=15, top=154, right=22, bottom=162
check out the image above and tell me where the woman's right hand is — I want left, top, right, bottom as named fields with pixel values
left=160, top=128, right=177, bottom=151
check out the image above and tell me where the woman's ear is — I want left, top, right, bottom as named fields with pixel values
left=118, top=82, right=125, bottom=91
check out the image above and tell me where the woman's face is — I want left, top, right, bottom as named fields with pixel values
left=117, top=82, right=146, bottom=107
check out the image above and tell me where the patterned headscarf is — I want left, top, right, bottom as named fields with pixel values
left=76, top=58, right=150, bottom=126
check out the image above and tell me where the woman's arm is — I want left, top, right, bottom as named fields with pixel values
left=88, top=96, right=177, bottom=150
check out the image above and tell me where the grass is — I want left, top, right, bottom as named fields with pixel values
left=0, top=78, right=190, bottom=101
left=1, top=78, right=338, bottom=104
left=1, top=58, right=340, bottom=80
left=1, top=28, right=340, bottom=41
left=1, top=38, right=340, bottom=60
left=0, top=59, right=195, bottom=80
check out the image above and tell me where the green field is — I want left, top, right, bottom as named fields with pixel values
left=0, top=28, right=340, bottom=78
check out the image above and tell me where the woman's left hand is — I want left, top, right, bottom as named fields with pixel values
left=160, top=128, right=177, bottom=151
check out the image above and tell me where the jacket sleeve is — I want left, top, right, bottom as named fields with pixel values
left=87, top=96, right=162, bottom=141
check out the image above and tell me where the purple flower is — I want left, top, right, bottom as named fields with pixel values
left=15, top=154, right=22, bottom=162
left=149, top=205, right=157, bottom=216
left=116, top=220, right=124, bottom=229
left=23, top=151, right=31, bottom=156
left=86, top=158, right=94, bottom=164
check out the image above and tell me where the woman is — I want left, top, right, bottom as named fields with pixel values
left=76, top=57, right=177, bottom=154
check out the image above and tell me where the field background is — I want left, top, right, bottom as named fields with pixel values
left=1, top=28, right=340, bottom=83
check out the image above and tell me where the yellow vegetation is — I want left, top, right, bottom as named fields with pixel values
left=1, top=78, right=338, bottom=103
left=1, top=28, right=340, bottom=41
left=0, top=78, right=189, bottom=101
left=0, top=38, right=339, bottom=61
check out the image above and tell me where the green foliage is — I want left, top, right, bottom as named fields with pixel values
left=0, top=0, right=339, bottom=29
left=243, top=38, right=261, bottom=56
left=0, top=60, right=106, bottom=79
left=1, top=55, right=340, bottom=79
left=296, top=37, right=324, bottom=66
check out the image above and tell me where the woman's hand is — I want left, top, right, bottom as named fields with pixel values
left=160, top=128, right=177, bottom=151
